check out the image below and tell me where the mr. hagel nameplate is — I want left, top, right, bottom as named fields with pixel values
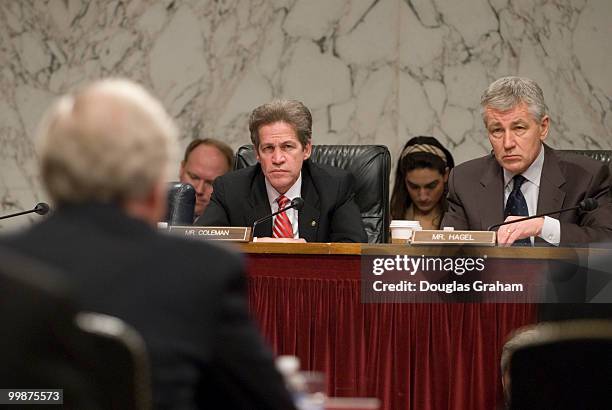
left=411, top=230, right=495, bottom=246
left=167, top=226, right=251, bottom=242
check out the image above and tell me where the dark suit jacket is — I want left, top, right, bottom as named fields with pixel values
left=441, top=144, right=612, bottom=245
left=0, top=204, right=294, bottom=410
left=196, top=160, right=367, bottom=243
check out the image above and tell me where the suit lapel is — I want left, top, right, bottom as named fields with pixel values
left=536, top=144, right=566, bottom=216
left=478, top=155, right=505, bottom=230
left=298, top=164, right=320, bottom=242
left=248, top=167, right=273, bottom=237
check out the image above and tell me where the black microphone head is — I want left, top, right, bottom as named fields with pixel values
left=34, top=202, right=50, bottom=215
left=579, top=198, right=598, bottom=212
left=291, top=197, right=304, bottom=211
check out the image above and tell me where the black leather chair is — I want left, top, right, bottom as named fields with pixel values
left=235, top=144, right=391, bottom=243
left=0, top=247, right=152, bottom=409
left=560, top=149, right=612, bottom=165
left=76, top=312, right=152, bottom=410
left=164, top=182, right=195, bottom=225
left=0, top=247, right=102, bottom=409
left=560, top=149, right=612, bottom=177
left=504, top=320, right=612, bottom=410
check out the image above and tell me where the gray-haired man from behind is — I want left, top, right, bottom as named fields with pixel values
left=0, top=79, right=295, bottom=409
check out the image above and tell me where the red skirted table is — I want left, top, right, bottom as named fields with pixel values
left=237, top=243, right=577, bottom=410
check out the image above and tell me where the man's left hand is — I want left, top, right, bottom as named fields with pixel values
left=496, top=216, right=544, bottom=246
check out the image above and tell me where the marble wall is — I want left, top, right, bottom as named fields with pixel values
left=1, top=0, right=611, bottom=229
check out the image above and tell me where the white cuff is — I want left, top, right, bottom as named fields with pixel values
left=539, top=216, right=560, bottom=246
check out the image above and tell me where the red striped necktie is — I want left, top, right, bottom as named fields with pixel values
left=272, top=195, right=293, bottom=238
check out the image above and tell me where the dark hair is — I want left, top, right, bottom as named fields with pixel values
left=248, top=99, right=312, bottom=148
left=183, top=138, right=234, bottom=169
left=390, top=136, right=455, bottom=220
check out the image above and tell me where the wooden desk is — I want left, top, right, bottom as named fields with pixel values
left=238, top=243, right=593, bottom=410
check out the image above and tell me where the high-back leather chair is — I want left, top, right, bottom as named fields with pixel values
left=235, top=144, right=391, bottom=243
left=504, top=320, right=612, bottom=410
left=560, top=149, right=612, bottom=165
left=164, top=182, right=195, bottom=225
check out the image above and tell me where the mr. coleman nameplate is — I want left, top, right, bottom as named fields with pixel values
left=167, top=226, right=251, bottom=242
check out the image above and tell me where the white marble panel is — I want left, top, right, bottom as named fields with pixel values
left=283, top=0, right=346, bottom=40
left=0, top=0, right=610, bottom=231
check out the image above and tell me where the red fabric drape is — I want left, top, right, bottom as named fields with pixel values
left=246, top=254, right=537, bottom=410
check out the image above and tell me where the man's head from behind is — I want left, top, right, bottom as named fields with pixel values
left=37, top=79, right=178, bottom=224
left=179, top=139, right=233, bottom=217
left=481, top=76, right=550, bottom=175
left=249, top=99, right=312, bottom=194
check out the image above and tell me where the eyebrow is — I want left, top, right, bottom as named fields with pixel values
left=187, top=171, right=212, bottom=180
left=407, top=180, right=439, bottom=187
left=264, top=140, right=297, bottom=146
left=488, top=119, right=528, bottom=128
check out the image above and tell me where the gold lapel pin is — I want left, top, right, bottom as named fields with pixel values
left=311, top=220, right=317, bottom=227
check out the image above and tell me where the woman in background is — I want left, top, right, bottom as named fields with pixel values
left=390, top=136, right=455, bottom=230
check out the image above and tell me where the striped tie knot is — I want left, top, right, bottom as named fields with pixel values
left=277, top=195, right=290, bottom=209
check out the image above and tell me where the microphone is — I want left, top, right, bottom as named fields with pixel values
left=487, top=198, right=598, bottom=231
left=251, top=197, right=305, bottom=240
left=0, top=202, right=51, bottom=221
left=34, top=202, right=50, bottom=215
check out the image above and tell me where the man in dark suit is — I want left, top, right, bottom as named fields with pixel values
left=196, top=99, right=367, bottom=243
left=0, top=79, right=294, bottom=410
left=441, top=76, right=612, bottom=246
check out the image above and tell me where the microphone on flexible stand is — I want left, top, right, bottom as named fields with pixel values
left=250, top=197, right=305, bottom=240
left=0, top=202, right=51, bottom=221
left=487, top=198, right=598, bottom=231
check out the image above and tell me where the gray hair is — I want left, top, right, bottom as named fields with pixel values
left=37, top=79, right=179, bottom=204
left=480, top=76, right=548, bottom=124
left=248, top=99, right=312, bottom=148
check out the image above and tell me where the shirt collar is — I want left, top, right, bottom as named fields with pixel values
left=503, top=144, right=545, bottom=188
left=265, top=172, right=302, bottom=205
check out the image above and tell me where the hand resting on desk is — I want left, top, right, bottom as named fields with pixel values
left=496, top=216, right=544, bottom=246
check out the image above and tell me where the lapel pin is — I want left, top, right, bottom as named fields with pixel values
left=311, top=220, right=317, bottom=227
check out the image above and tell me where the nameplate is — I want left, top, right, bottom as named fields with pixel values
left=411, top=230, right=495, bottom=246
left=166, top=226, right=251, bottom=242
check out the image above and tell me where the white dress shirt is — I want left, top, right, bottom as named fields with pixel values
left=264, top=174, right=302, bottom=239
left=503, top=145, right=560, bottom=246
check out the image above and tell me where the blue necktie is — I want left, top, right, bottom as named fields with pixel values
left=504, top=175, right=531, bottom=246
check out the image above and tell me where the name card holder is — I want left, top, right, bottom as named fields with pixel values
left=165, top=226, right=252, bottom=242
left=411, top=230, right=495, bottom=246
